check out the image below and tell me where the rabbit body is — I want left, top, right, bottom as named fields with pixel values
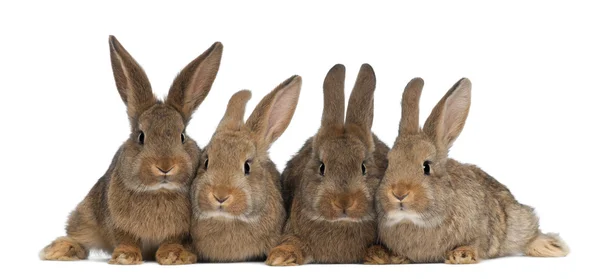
left=371, top=78, right=569, bottom=264
left=191, top=77, right=302, bottom=262
left=267, top=64, right=389, bottom=265
left=40, top=36, right=223, bottom=265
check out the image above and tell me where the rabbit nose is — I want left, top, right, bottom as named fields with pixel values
left=156, top=166, right=174, bottom=174
left=392, top=191, right=409, bottom=202
left=212, top=193, right=230, bottom=204
left=153, top=158, right=177, bottom=176
left=333, top=197, right=356, bottom=212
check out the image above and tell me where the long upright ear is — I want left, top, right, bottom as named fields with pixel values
left=423, top=78, right=471, bottom=150
left=166, top=42, right=223, bottom=123
left=345, top=64, right=376, bottom=149
left=399, top=78, right=424, bottom=136
left=217, top=90, right=252, bottom=132
left=245, top=75, right=302, bottom=148
left=319, top=64, right=346, bottom=135
left=109, top=36, right=157, bottom=124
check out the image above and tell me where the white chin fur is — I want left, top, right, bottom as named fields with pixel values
left=385, top=210, right=442, bottom=228
left=139, top=183, right=183, bottom=192
left=195, top=211, right=259, bottom=223
left=307, top=214, right=373, bottom=223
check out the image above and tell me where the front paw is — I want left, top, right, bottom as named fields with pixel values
left=156, top=243, right=197, bottom=265
left=364, top=245, right=410, bottom=265
left=266, top=244, right=303, bottom=266
left=109, top=244, right=143, bottom=265
left=445, top=246, right=479, bottom=264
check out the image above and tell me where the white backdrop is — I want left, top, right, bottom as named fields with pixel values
left=0, top=0, right=597, bottom=278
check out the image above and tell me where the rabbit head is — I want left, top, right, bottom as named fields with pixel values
left=193, top=76, right=302, bottom=219
left=108, top=36, right=222, bottom=193
left=301, top=64, right=380, bottom=222
left=378, top=78, right=472, bottom=226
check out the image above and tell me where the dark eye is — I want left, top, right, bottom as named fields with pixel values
left=423, top=160, right=431, bottom=175
left=204, top=158, right=209, bottom=170
left=181, top=133, right=186, bottom=143
left=244, top=160, right=251, bottom=175
left=361, top=162, right=367, bottom=176
left=319, top=162, right=325, bottom=176
left=138, top=131, right=145, bottom=144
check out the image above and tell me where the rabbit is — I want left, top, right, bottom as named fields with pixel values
left=365, top=78, right=570, bottom=264
left=265, top=64, right=390, bottom=265
left=190, top=75, right=301, bottom=262
left=39, top=36, right=223, bottom=265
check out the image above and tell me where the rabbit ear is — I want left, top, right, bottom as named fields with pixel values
left=217, top=90, right=252, bottom=132
left=399, top=78, right=424, bottom=136
left=345, top=64, right=376, bottom=148
left=109, top=36, right=157, bottom=124
left=423, top=78, right=471, bottom=150
left=319, top=64, right=346, bottom=135
left=245, top=75, right=302, bottom=148
left=166, top=42, right=223, bottom=123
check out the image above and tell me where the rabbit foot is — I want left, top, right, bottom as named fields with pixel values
left=40, top=237, right=87, bottom=261
left=445, top=246, right=479, bottom=264
left=364, top=245, right=410, bottom=264
left=266, top=244, right=303, bottom=266
left=156, top=243, right=197, bottom=265
left=109, top=244, right=143, bottom=265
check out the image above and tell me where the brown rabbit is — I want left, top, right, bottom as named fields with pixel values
left=39, top=36, right=223, bottom=265
left=266, top=64, right=389, bottom=265
left=365, top=78, right=569, bottom=264
left=191, top=76, right=301, bottom=262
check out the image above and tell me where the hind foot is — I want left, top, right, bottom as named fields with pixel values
left=526, top=233, right=570, bottom=257
left=40, top=237, right=87, bottom=261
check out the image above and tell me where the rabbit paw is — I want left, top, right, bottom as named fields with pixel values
left=266, top=244, right=303, bottom=266
left=40, top=237, right=87, bottom=261
left=364, top=245, right=410, bottom=264
left=109, top=244, right=143, bottom=265
left=445, top=246, right=479, bottom=264
left=156, top=243, right=197, bottom=265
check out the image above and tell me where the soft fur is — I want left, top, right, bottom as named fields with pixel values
left=191, top=76, right=302, bottom=262
left=266, top=64, right=390, bottom=265
left=367, top=78, right=569, bottom=264
left=40, top=36, right=223, bottom=265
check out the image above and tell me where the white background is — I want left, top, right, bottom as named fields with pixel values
left=0, top=0, right=597, bottom=278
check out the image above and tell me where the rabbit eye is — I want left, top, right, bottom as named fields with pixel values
left=181, top=133, right=186, bottom=143
left=204, top=158, right=209, bottom=170
left=319, top=162, right=325, bottom=176
left=244, top=160, right=251, bottom=175
left=138, top=131, right=145, bottom=145
left=361, top=162, right=367, bottom=176
left=423, top=160, right=431, bottom=175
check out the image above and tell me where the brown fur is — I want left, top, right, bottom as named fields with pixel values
left=373, top=78, right=569, bottom=264
left=40, top=36, right=223, bottom=264
left=266, top=64, right=389, bottom=265
left=191, top=76, right=301, bottom=262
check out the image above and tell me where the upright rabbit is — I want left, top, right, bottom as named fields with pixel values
left=366, top=78, right=569, bottom=264
left=191, top=76, right=301, bottom=262
left=266, top=64, right=389, bottom=265
left=39, top=36, right=223, bottom=265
